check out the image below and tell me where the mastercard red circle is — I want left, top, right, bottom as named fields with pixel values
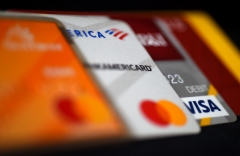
left=140, top=100, right=186, bottom=126
left=56, top=97, right=83, bottom=123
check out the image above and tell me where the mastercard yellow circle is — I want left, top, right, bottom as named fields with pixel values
left=75, top=94, right=113, bottom=123
left=157, top=100, right=187, bottom=126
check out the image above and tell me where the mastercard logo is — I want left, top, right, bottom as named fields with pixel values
left=56, top=95, right=113, bottom=124
left=140, top=100, right=187, bottom=126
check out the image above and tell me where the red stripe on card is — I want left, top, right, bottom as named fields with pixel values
left=113, top=31, right=123, bottom=37
left=119, top=33, right=128, bottom=40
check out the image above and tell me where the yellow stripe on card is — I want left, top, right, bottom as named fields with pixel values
left=208, top=84, right=218, bottom=96
left=184, top=12, right=240, bottom=84
left=200, top=118, right=211, bottom=126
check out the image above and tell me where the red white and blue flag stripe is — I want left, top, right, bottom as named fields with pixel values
left=105, top=28, right=128, bottom=40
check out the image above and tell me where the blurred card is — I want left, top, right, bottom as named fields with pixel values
left=156, top=13, right=240, bottom=116
left=8, top=12, right=200, bottom=138
left=0, top=14, right=126, bottom=151
left=106, top=16, right=236, bottom=126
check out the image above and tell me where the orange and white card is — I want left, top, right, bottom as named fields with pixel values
left=0, top=14, right=126, bottom=151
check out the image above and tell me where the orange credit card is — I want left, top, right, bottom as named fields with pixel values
left=0, top=14, right=126, bottom=151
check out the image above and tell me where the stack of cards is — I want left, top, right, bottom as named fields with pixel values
left=1, top=10, right=239, bottom=152
left=103, top=15, right=237, bottom=126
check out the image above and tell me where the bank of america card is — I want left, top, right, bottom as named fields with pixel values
left=107, top=16, right=236, bottom=126
left=6, top=12, right=200, bottom=138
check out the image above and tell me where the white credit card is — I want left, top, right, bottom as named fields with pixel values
left=6, top=12, right=200, bottom=138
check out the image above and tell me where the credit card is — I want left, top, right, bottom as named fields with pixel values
left=105, top=16, right=236, bottom=126
left=7, top=12, right=200, bottom=138
left=0, top=14, right=126, bottom=151
left=156, top=12, right=240, bottom=116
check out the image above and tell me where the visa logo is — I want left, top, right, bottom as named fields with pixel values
left=181, top=95, right=229, bottom=119
left=184, top=99, right=220, bottom=114
left=67, top=29, right=106, bottom=38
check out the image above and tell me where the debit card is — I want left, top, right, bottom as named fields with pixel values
left=156, top=12, right=240, bottom=116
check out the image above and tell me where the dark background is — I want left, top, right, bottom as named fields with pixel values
left=1, top=0, right=240, bottom=155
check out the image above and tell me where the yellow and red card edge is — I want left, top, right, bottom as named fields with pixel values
left=182, top=11, right=240, bottom=84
